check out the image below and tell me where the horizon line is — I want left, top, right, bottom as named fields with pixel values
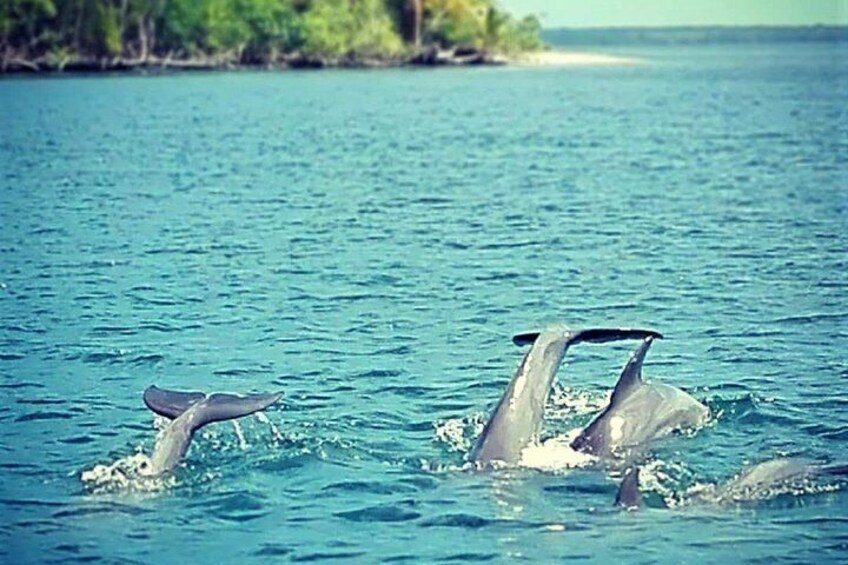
left=541, top=23, right=848, bottom=31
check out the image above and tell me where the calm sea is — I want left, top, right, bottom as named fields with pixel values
left=1, top=42, right=847, bottom=563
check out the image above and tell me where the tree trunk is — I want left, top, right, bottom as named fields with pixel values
left=73, top=0, right=85, bottom=51
left=138, top=15, right=148, bottom=61
left=410, top=0, right=422, bottom=47
left=119, top=0, right=128, bottom=57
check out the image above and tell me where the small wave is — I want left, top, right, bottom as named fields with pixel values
left=89, top=325, right=137, bottom=336
left=253, top=544, right=293, bottom=557
left=0, top=353, right=25, bottom=361
left=194, top=491, right=270, bottom=523
left=290, top=551, right=367, bottom=562
left=15, top=411, right=74, bottom=422
left=52, top=501, right=150, bottom=519
left=334, top=501, right=421, bottom=523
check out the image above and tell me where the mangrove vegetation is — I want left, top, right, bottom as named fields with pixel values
left=1, top=0, right=543, bottom=71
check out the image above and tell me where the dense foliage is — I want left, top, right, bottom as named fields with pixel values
left=0, top=0, right=542, bottom=65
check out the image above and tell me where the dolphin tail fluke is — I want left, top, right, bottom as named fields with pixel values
left=569, top=328, right=663, bottom=345
left=142, top=387, right=281, bottom=476
left=191, top=391, right=282, bottom=429
left=144, top=386, right=206, bottom=419
left=512, top=327, right=662, bottom=347
left=144, top=386, right=282, bottom=426
left=615, top=467, right=643, bottom=509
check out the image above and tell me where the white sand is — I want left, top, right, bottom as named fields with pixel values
left=511, top=50, right=642, bottom=67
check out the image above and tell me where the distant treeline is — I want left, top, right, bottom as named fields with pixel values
left=542, top=26, right=848, bottom=47
left=1, top=0, right=542, bottom=71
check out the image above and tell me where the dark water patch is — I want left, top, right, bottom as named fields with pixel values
left=291, top=551, right=367, bottom=562
left=0, top=353, right=25, bottom=361
left=213, top=367, right=272, bottom=377
left=419, top=513, right=493, bottom=529
left=335, top=501, right=421, bottom=523
left=474, top=271, right=522, bottom=282
left=16, top=398, right=65, bottom=405
left=15, top=411, right=74, bottom=422
left=437, top=553, right=500, bottom=562
left=375, top=385, right=433, bottom=397
left=4, top=324, right=47, bottom=334
left=194, top=492, right=270, bottom=523
left=771, top=312, right=848, bottom=326
left=358, top=369, right=402, bottom=379
left=90, top=325, right=138, bottom=336
left=1, top=498, right=64, bottom=508
left=543, top=483, right=616, bottom=496
left=773, top=516, right=848, bottom=526
left=478, top=239, right=545, bottom=250
left=129, top=354, right=164, bottom=366
left=253, top=544, right=294, bottom=557
left=144, top=246, right=209, bottom=256
left=0, top=462, right=39, bottom=471
left=81, top=351, right=127, bottom=364
left=382, top=555, right=418, bottom=563
left=137, top=321, right=183, bottom=333
left=322, top=480, right=416, bottom=496
left=52, top=503, right=150, bottom=519
left=59, top=435, right=95, bottom=445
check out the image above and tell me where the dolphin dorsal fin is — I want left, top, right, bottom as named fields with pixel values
left=615, top=467, right=643, bottom=509
left=609, top=337, right=654, bottom=406
left=144, top=386, right=206, bottom=419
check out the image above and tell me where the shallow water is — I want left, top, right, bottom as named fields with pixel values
left=1, top=42, right=847, bottom=563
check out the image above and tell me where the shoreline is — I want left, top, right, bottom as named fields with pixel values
left=509, top=50, right=642, bottom=66
left=0, top=49, right=639, bottom=75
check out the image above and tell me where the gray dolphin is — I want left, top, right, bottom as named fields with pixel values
left=616, top=459, right=848, bottom=508
left=139, top=385, right=281, bottom=476
left=570, top=337, right=708, bottom=460
left=470, top=325, right=664, bottom=466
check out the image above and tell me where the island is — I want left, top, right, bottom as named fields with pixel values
left=0, top=0, right=543, bottom=72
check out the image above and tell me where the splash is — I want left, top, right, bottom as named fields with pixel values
left=80, top=451, right=177, bottom=494
left=434, top=413, right=485, bottom=453
left=546, top=385, right=609, bottom=422
left=81, top=410, right=287, bottom=494
left=519, top=430, right=597, bottom=472
left=432, top=386, right=610, bottom=470
left=635, top=459, right=846, bottom=508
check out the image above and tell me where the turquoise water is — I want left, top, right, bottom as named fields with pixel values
left=1, top=43, right=847, bottom=563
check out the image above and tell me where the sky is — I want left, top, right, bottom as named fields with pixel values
left=498, top=0, right=848, bottom=28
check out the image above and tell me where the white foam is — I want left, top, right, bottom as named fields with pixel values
left=80, top=451, right=177, bottom=494
left=434, top=414, right=484, bottom=453
left=519, top=430, right=598, bottom=471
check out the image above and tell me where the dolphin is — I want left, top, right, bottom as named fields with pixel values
left=570, top=337, right=709, bottom=461
left=138, top=385, right=281, bottom=476
left=470, top=325, right=664, bottom=466
left=616, top=459, right=848, bottom=508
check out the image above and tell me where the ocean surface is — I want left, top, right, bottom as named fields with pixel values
left=1, top=42, right=847, bottom=563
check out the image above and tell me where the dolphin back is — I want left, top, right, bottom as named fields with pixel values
left=473, top=326, right=664, bottom=465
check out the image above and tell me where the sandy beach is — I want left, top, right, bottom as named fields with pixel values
left=511, top=50, right=643, bottom=66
